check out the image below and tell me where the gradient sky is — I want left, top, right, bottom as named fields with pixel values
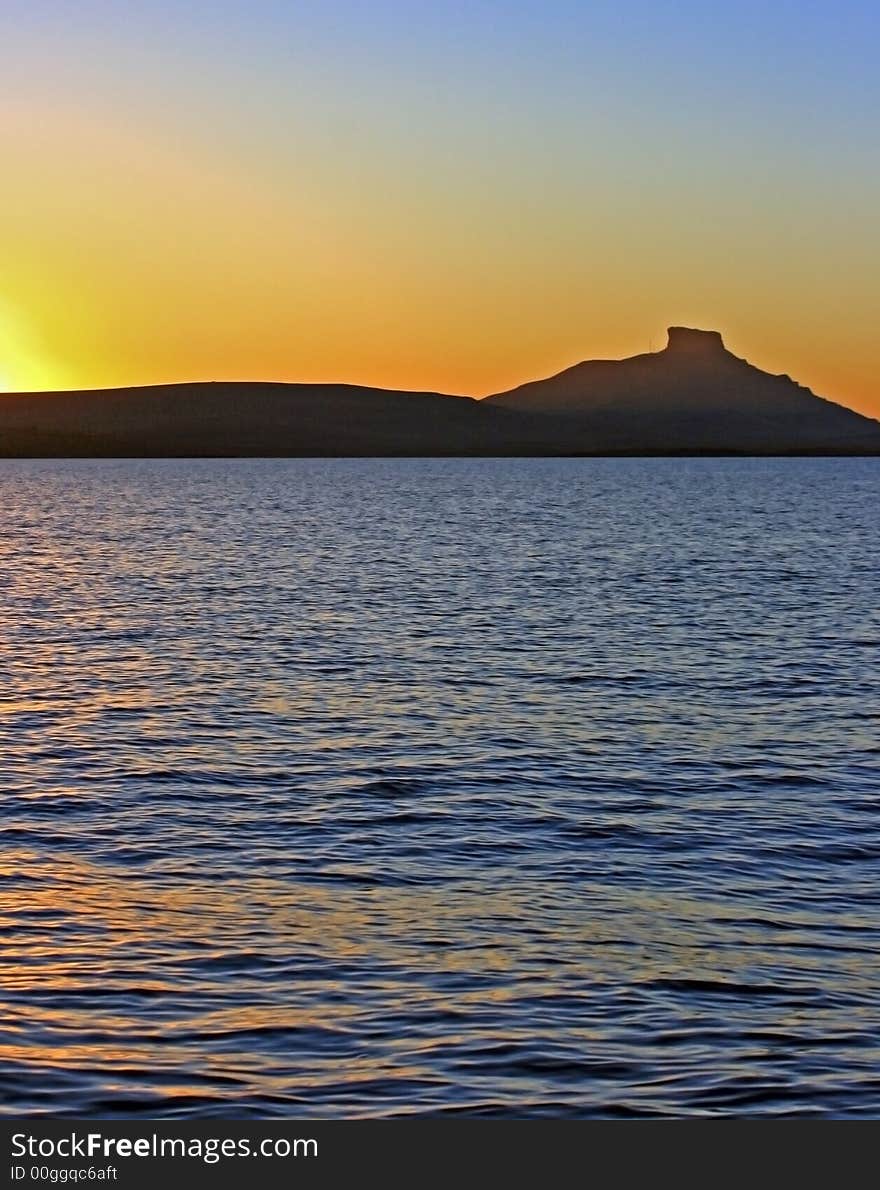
left=1, top=0, right=878, bottom=415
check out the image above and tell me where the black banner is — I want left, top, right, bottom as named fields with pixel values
left=0, top=1119, right=870, bottom=1188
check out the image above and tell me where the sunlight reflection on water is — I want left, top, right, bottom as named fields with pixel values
left=1, top=457, right=879, bottom=1116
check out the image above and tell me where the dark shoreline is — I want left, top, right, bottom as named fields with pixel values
left=1, top=449, right=878, bottom=459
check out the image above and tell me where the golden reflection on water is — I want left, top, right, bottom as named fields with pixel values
left=5, top=851, right=878, bottom=979
left=2, top=458, right=879, bottom=1115
left=5, top=848, right=878, bottom=1085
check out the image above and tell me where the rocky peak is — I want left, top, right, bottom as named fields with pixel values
left=665, top=326, right=726, bottom=356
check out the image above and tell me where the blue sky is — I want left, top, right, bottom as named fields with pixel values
left=1, top=1, right=878, bottom=412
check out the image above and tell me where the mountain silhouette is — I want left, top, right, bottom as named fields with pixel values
left=0, top=328, right=877, bottom=456
left=486, top=327, right=880, bottom=453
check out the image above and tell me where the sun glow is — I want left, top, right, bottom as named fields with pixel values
left=0, top=300, right=69, bottom=394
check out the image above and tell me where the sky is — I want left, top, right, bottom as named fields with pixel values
left=1, top=0, right=878, bottom=416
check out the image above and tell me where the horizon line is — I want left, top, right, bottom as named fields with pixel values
left=1, top=328, right=877, bottom=423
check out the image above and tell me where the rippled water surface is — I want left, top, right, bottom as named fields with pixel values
left=1, top=457, right=879, bottom=1117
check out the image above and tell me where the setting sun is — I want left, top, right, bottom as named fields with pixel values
left=1, top=3, right=879, bottom=418
left=0, top=300, right=70, bottom=394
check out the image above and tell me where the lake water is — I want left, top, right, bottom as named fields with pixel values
left=1, top=457, right=878, bottom=1118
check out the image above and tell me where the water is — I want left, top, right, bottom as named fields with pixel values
left=1, top=457, right=878, bottom=1118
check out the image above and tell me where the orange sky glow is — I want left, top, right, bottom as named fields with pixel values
left=1, top=5, right=878, bottom=419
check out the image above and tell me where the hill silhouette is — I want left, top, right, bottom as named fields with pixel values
left=486, top=327, right=880, bottom=454
left=0, top=329, right=877, bottom=456
left=0, top=382, right=530, bottom=457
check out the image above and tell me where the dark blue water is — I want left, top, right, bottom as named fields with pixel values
left=1, top=457, right=878, bottom=1117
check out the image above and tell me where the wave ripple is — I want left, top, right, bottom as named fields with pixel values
left=1, top=458, right=878, bottom=1117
